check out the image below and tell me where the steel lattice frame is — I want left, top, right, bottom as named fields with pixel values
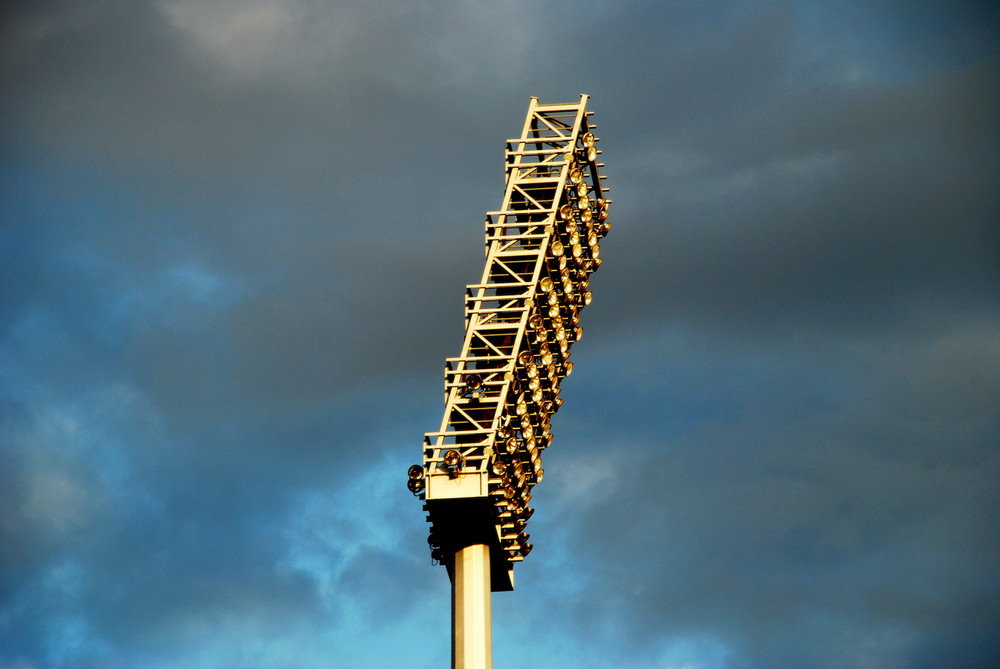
left=408, top=95, right=611, bottom=592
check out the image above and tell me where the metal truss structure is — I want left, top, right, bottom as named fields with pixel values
left=409, top=93, right=611, bottom=579
left=406, top=94, right=611, bottom=668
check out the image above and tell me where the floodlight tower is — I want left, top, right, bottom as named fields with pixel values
left=406, top=95, right=611, bottom=669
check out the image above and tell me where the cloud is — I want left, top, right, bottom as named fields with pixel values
left=2, top=1, right=998, bottom=667
left=157, top=0, right=309, bottom=79
left=544, top=316, right=1000, bottom=666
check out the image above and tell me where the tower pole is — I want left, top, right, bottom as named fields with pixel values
left=408, top=95, right=612, bottom=665
left=451, top=544, right=492, bottom=669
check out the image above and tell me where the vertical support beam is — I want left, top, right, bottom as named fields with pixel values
left=451, top=544, right=492, bottom=669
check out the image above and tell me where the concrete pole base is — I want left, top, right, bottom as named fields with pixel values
left=452, top=543, right=492, bottom=669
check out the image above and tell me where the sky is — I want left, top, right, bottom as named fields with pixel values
left=1, top=1, right=998, bottom=668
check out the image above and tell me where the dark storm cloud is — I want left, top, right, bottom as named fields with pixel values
left=591, top=23, right=1000, bottom=336
left=532, top=312, right=999, bottom=666
left=1, top=0, right=589, bottom=213
left=2, top=0, right=998, bottom=667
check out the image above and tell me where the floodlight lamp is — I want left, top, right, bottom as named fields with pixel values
left=522, top=506, right=535, bottom=520
left=497, top=425, right=512, bottom=440
left=518, top=350, right=534, bottom=366
left=407, top=478, right=425, bottom=494
left=569, top=230, right=581, bottom=245
left=428, top=533, right=442, bottom=548
left=577, top=194, right=590, bottom=209
left=569, top=168, right=584, bottom=185
left=408, top=464, right=425, bottom=480
left=505, top=437, right=518, bottom=454
left=559, top=204, right=574, bottom=220
left=541, top=349, right=553, bottom=366
left=576, top=182, right=588, bottom=197
left=539, top=276, right=554, bottom=293
left=443, top=449, right=463, bottom=469
left=598, top=200, right=610, bottom=220
left=529, top=314, right=545, bottom=330
left=592, top=243, right=601, bottom=259
left=535, top=468, right=545, bottom=483
left=580, top=207, right=593, bottom=223
left=547, top=291, right=558, bottom=306
left=551, top=240, right=564, bottom=256
left=462, top=374, right=483, bottom=395
left=521, top=542, right=534, bottom=556
left=575, top=326, right=584, bottom=341
left=564, top=361, right=574, bottom=376
left=492, top=460, right=507, bottom=477
left=582, top=145, right=598, bottom=162
left=581, top=132, right=596, bottom=148
left=531, top=387, right=543, bottom=403
left=572, top=243, right=583, bottom=258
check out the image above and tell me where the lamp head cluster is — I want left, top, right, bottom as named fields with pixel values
left=408, top=96, right=610, bottom=590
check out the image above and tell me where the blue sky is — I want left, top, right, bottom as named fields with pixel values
left=2, top=1, right=998, bottom=667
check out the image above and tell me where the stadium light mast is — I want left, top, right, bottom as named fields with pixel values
left=406, top=95, right=611, bottom=669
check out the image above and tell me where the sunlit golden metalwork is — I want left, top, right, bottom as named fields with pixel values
left=408, top=93, right=611, bottom=669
